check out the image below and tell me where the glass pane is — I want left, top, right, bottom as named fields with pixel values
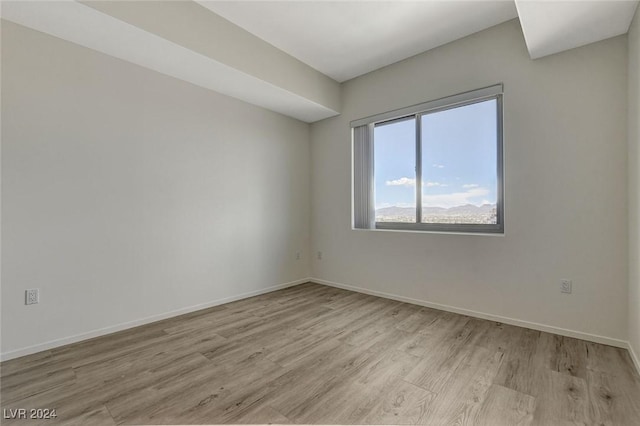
left=421, top=99, right=498, bottom=224
left=374, top=117, right=416, bottom=223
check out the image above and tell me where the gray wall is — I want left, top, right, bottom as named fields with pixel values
left=310, top=19, right=629, bottom=344
left=1, top=21, right=311, bottom=358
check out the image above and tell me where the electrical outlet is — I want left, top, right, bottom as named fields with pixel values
left=561, top=279, right=572, bottom=294
left=317, top=251, right=322, bottom=260
left=25, top=288, right=39, bottom=305
left=296, top=251, right=301, bottom=260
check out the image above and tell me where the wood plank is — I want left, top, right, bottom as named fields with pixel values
left=585, top=369, right=640, bottom=425
left=531, top=370, right=589, bottom=426
left=421, top=346, right=505, bottom=425
left=395, top=307, right=440, bottom=333
left=268, top=344, right=376, bottom=420
left=1, top=366, right=76, bottom=404
left=230, top=404, right=292, bottom=424
left=474, top=384, right=535, bottom=426
left=110, top=352, right=283, bottom=424
left=493, top=328, right=542, bottom=396
left=62, top=405, right=117, bottom=426
left=404, top=315, right=478, bottom=393
left=286, top=349, right=420, bottom=423
left=549, top=335, right=588, bottom=379
left=362, top=380, right=437, bottom=425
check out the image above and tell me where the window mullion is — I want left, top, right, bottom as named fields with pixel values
left=415, top=114, right=422, bottom=223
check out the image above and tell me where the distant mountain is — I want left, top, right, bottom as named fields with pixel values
left=445, top=204, right=495, bottom=215
left=376, top=204, right=496, bottom=216
left=375, top=206, right=417, bottom=217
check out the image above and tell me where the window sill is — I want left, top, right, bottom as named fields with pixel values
left=352, top=226, right=505, bottom=237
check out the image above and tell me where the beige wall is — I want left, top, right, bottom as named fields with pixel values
left=1, top=21, right=311, bottom=358
left=311, top=19, right=629, bottom=344
left=629, top=8, right=640, bottom=367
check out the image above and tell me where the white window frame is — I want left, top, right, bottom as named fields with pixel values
left=352, top=84, right=504, bottom=234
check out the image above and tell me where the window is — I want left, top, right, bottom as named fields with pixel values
left=353, top=85, right=503, bottom=233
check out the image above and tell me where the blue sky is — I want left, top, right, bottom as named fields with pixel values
left=374, top=99, right=497, bottom=209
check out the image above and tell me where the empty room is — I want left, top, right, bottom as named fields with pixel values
left=1, top=0, right=640, bottom=425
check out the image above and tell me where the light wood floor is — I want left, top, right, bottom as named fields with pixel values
left=2, top=282, right=639, bottom=425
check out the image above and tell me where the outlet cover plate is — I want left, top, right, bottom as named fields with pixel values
left=561, top=279, right=572, bottom=294
left=25, top=288, right=39, bottom=305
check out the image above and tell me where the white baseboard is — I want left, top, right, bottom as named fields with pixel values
left=311, top=277, right=629, bottom=349
left=628, top=342, right=640, bottom=376
left=0, top=278, right=309, bottom=362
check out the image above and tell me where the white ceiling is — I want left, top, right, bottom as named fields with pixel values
left=198, top=1, right=519, bottom=82
left=516, top=0, right=639, bottom=59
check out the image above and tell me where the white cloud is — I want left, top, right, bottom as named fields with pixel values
left=386, top=177, right=415, bottom=187
left=432, top=163, right=445, bottom=169
left=462, top=183, right=479, bottom=188
left=424, top=181, right=448, bottom=187
left=423, top=187, right=490, bottom=208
